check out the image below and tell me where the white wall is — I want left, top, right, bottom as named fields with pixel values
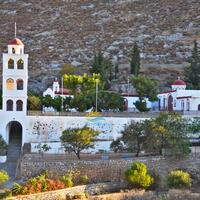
left=26, top=116, right=148, bottom=153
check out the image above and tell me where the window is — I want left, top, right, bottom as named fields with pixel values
left=17, top=59, right=24, bottom=69
left=17, top=79, right=23, bottom=90
left=12, top=48, right=15, bottom=54
left=7, top=100, right=13, bottom=111
left=6, top=79, right=14, bottom=90
left=8, top=59, right=14, bottom=69
left=174, top=100, right=176, bottom=107
left=16, top=100, right=23, bottom=111
left=181, top=100, right=185, bottom=111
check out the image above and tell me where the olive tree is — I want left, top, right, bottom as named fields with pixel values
left=60, top=126, right=99, bottom=159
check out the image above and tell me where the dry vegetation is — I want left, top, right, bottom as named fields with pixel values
left=0, top=0, right=199, bottom=90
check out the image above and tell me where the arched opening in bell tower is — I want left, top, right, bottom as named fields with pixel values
left=17, top=59, right=24, bottom=69
left=16, top=79, right=23, bottom=90
left=8, top=59, right=14, bottom=69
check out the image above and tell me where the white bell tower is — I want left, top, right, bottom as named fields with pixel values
left=2, top=37, right=28, bottom=115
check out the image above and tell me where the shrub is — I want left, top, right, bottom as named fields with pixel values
left=61, top=171, right=73, bottom=188
left=46, top=179, right=65, bottom=191
left=79, top=175, right=89, bottom=185
left=12, top=175, right=65, bottom=196
left=0, top=135, right=7, bottom=155
left=36, top=174, right=48, bottom=192
left=167, top=170, right=191, bottom=189
left=0, top=170, right=9, bottom=186
left=0, top=190, right=12, bottom=199
left=125, top=162, right=154, bottom=189
left=35, top=144, right=51, bottom=154
left=148, top=169, right=161, bottom=191
left=12, top=183, right=27, bottom=195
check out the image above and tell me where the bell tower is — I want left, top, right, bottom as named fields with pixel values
left=2, top=38, right=28, bottom=115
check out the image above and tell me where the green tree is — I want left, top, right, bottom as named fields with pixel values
left=96, top=91, right=124, bottom=111
left=42, top=95, right=53, bottom=108
left=52, top=96, right=62, bottom=112
left=131, top=75, right=157, bottom=112
left=110, top=139, right=124, bottom=153
left=63, top=73, right=103, bottom=95
left=90, top=51, right=104, bottom=74
left=59, top=63, right=76, bottom=76
left=113, top=113, right=190, bottom=158
left=125, top=162, right=154, bottom=188
left=90, top=51, right=114, bottom=88
left=69, top=93, right=93, bottom=112
left=184, top=41, right=200, bottom=89
left=114, top=63, right=119, bottom=79
left=120, top=121, right=148, bottom=156
left=0, top=135, right=7, bottom=155
left=28, top=95, right=41, bottom=110
left=68, top=90, right=123, bottom=112
left=130, top=42, right=140, bottom=75
left=145, top=113, right=190, bottom=157
left=60, top=126, right=99, bottom=159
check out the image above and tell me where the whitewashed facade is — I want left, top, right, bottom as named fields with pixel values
left=0, top=38, right=28, bottom=146
left=122, top=94, right=156, bottom=112
left=158, top=79, right=200, bottom=111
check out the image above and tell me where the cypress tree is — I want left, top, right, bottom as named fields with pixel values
left=184, top=41, right=200, bottom=89
left=130, top=42, right=140, bottom=75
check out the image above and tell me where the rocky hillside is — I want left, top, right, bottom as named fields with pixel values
left=0, top=0, right=200, bottom=91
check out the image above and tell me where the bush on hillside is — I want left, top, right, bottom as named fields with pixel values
left=12, top=174, right=65, bottom=195
left=61, top=171, right=73, bottom=188
left=79, top=175, right=89, bottom=185
left=0, top=170, right=9, bottom=186
left=0, top=135, right=8, bottom=155
left=167, top=170, right=191, bottom=189
left=125, top=162, right=154, bottom=189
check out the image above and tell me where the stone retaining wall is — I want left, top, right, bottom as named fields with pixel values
left=7, top=182, right=127, bottom=200
left=20, top=154, right=200, bottom=183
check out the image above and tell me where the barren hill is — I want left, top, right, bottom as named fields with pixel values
left=0, top=0, right=199, bottom=91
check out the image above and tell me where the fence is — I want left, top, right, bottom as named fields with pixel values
left=27, top=111, right=160, bottom=118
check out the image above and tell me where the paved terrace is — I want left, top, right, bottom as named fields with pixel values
left=27, top=111, right=200, bottom=118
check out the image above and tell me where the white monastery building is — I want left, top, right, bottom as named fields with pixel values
left=158, top=78, right=200, bottom=112
left=121, top=93, right=153, bottom=112
left=0, top=37, right=145, bottom=162
left=43, top=78, right=71, bottom=99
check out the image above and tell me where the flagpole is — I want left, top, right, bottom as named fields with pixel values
left=61, top=76, right=64, bottom=112
left=96, top=79, right=98, bottom=112
left=15, top=22, right=16, bottom=38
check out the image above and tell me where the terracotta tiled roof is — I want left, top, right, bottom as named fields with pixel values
left=9, top=38, right=24, bottom=45
left=172, top=79, right=186, bottom=86
left=55, top=88, right=71, bottom=95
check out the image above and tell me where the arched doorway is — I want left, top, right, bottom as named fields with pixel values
left=7, top=121, right=22, bottom=146
left=168, top=95, right=173, bottom=112
left=6, top=121, right=22, bottom=177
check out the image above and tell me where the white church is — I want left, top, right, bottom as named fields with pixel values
left=0, top=37, right=140, bottom=163
left=158, top=78, right=200, bottom=112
